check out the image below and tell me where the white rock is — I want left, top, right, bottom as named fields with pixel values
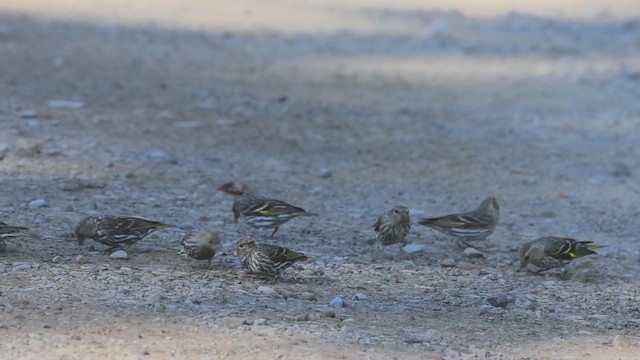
left=440, top=258, right=457, bottom=267
left=403, top=243, right=428, bottom=254
left=330, top=296, right=344, bottom=308
left=215, top=119, right=236, bottom=126
left=47, top=100, right=85, bottom=108
left=442, top=288, right=460, bottom=297
left=353, top=293, right=367, bottom=301
left=17, top=110, right=38, bottom=118
left=463, top=247, right=484, bottom=258
left=109, top=250, right=128, bottom=259
left=51, top=256, right=63, bottom=263
left=424, top=329, right=442, bottom=342
left=173, top=121, right=202, bottom=128
left=29, top=199, right=48, bottom=208
left=257, top=286, right=278, bottom=296
left=300, top=292, right=316, bottom=301
left=318, top=168, right=332, bottom=178
left=12, top=263, right=32, bottom=272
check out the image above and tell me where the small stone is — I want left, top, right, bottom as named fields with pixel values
left=173, top=121, right=202, bottom=129
left=215, top=119, right=236, bottom=126
left=63, top=205, right=76, bottom=212
left=257, top=286, right=278, bottom=297
left=403, top=243, right=429, bottom=254
left=442, top=288, right=460, bottom=297
left=71, top=334, right=81, bottom=341
left=613, top=334, right=633, bottom=348
left=17, top=110, right=38, bottom=118
left=318, top=168, right=332, bottom=179
left=253, top=318, right=268, bottom=326
left=221, top=317, right=247, bottom=328
left=47, top=100, right=85, bottom=109
left=487, top=293, right=509, bottom=308
left=43, top=324, right=52, bottom=329
left=440, top=258, right=457, bottom=267
left=12, top=263, right=31, bottom=272
left=319, top=310, right=336, bottom=318
left=403, top=335, right=424, bottom=344
left=109, top=250, right=128, bottom=259
left=300, top=292, right=316, bottom=301
left=353, top=293, right=367, bottom=301
left=51, top=256, right=63, bottom=263
left=75, top=255, right=88, bottom=264
left=463, top=247, right=483, bottom=258
left=29, top=199, right=48, bottom=208
left=330, top=296, right=344, bottom=308
left=612, top=163, right=632, bottom=177
left=295, top=313, right=311, bottom=322
left=424, top=329, right=442, bottom=342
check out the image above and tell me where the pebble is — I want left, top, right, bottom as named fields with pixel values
left=353, top=293, right=367, bottom=301
left=318, top=168, right=332, bottom=179
left=442, top=288, right=460, bottom=297
left=295, top=313, right=311, bottom=321
left=424, top=329, right=443, bottom=342
left=257, top=286, right=278, bottom=297
left=319, top=310, right=336, bottom=318
left=12, top=263, right=32, bottom=272
left=487, top=293, right=509, bottom=308
left=403, top=243, right=430, bottom=254
left=47, top=100, right=85, bottom=108
left=51, top=256, right=63, bottom=263
left=253, top=318, right=268, bottom=326
left=215, top=119, right=236, bottom=126
left=300, top=291, right=316, bottom=301
left=463, top=247, right=484, bottom=258
left=221, top=317, right=247, bottom=328
left=29, top=199, right=48, bottom=208
left=440, top=258, right=457, bottom=267
left=612, top=163, right=632, bottom=177
left=613, top=334, right=633, bottom=348
left=330, top=296, right=345, bottom=308
left=17, top=110, right=38, bottom=118
left=109, top=250, right=128, bottom=259
left=75, top=255, right=89, bottom=264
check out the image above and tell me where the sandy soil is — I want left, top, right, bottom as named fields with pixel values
left=1, top=1, right=640, bottom=359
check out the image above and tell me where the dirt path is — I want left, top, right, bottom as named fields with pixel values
left=1, top=1, right=640, bottom=359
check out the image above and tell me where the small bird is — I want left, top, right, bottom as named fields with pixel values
left=74, top=215, right=172, bottom=252
left=419, top=197, right=499, bottom=247
left=0, top=221, right=40, bottom=251
left=235, top=236, right=308, bottom=277
left=518, top=236, right=604, bottom=273
left=181, top=228, right=221, bottom=267
left=373, top=205, right=411, bottom=245
left=232, top=193, right=317, bottom=237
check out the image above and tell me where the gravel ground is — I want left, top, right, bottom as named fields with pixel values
left=1, top=1, right=640, bottom=359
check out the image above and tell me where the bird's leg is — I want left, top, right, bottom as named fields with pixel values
left=270, top=227, right=279, bottom=238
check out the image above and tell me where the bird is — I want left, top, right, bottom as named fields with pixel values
left=419, top=197, right=499, bottom=247
left=74, top=215, right=172, bottom=252
left=232, top=193, right=317, bottom=237
left=373, top=205, right=411, bottom=245
left=181, top=228, right=221, bottom=267
left=0, top=221, right=40, bottom=251
left=518, top=236, right=604, bottom=273
left=235, top=236, right=308, bottom=277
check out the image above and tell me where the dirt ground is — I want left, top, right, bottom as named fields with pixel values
left=1, top=1, right=640, bottom=359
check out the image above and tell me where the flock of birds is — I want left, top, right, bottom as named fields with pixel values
left=1, top=193, right=603, bottom=278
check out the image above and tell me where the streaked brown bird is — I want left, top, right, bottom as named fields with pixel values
left=419, top=197, right=499, bottom=247
left=235, top=236, right=308, bottom=276
left=518, top=236, right=604, bottom=273
left=74, top=215, right=172, bottom=252
left=373, top=205, right=411, bottom=245
left=0, top=221, right=40, bottom=251
left=181, top=228, right=221, bottom=267
left=232, top=193, right=317, bottom=237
